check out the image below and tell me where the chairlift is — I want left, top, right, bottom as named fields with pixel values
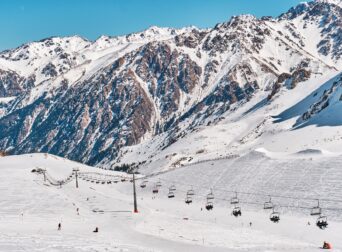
left=152, top=184, right=159, bottom=194
left=264, top=196, right=273, bottom=210
left=310, top=199, right=322, bottom=216
left=140, top=180, right=148, bottom=188
left=270, top=207, right=280, bottom=223
left=156, top=180, right=162, bottom=188
left=231, top=192, right=239, bottom=205
left=232, top=206, right=242, bottom=217
left=168, top=190, right=175, bottom=198
left=185, top=195, right=193, bottom=204
left=169, top=185, right=176, bottom=192
left=316, top=215, right=328, bottom=229
left=187, top=186, right=195, bottom=196
left=205, top=199, right=214, bottom=211
left=207, top=189, right=214, bottom=201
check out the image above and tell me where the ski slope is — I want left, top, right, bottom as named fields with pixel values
left=0, top=153, right=341, bottom=251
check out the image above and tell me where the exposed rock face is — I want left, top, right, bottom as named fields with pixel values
left=301, top=75, right=342, bottom=123
left=0, top=70, right=35, bottom=97
left=0, top=0, right=340, bottom=166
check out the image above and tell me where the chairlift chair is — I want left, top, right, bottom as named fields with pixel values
left=207, top=189, right=214, bottom=201
left=187, top=186, right=195, bottom=196
left=185, top=195, right=193, bottom=204
left=205, top=200, right=214, bottom=211
left=168, top=191, right=175, bottom=198
left=232, top=206, right=242, bottom=217
left=264, top=196, right=273, bottom=210
left=270, top=208, right=280, bottom=223
left=310, top=199, right=322, bottom=216
left=156, top=180, right=162, bottom=188
left=169, top=185, right=176, bottom=192
left=231, top=192, right=239, bottom=205
left=316, top=215, right=328, bottom=229
left=152, top=184, right=159, bottom=194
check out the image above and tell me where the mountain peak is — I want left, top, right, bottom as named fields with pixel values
left=315, top=0, right=342, bottom=7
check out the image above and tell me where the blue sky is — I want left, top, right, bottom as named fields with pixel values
left=0, top=0, right=304, bottom=51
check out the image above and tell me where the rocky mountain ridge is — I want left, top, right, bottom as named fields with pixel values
left=0, top=0, right=342, bottom=168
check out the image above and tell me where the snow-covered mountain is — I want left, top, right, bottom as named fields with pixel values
left=0, top=0, right=342, bottom=168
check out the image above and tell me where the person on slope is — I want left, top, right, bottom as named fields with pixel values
left=58, top=223, right=61, bottom=231
left=93, top=227, right=99, bottom=233
left=323, top=241, right=332, bottom=249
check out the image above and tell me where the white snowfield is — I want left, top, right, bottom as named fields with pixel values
left=0, top=153, right=341, bottom=251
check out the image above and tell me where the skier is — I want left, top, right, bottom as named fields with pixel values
left=58, top=223, right=61, bottom=231
left=323, top=241, right=332, bottom=249
left=76, top=208, right=79, bottom=215
left=93, top=227, right=99, bottom=233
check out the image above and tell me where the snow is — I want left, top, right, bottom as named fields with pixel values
left=0, top=96, right=16, bottom=104
left=1, top=153, right=342, bottom=251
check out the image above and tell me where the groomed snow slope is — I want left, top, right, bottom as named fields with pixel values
left=0, top=153, right=341, bottom=251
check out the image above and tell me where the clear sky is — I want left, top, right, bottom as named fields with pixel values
left=0, top=0, right=304, bottom=51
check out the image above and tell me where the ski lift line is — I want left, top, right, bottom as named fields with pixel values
left=141, top=181, right=342, bottom=213
left=144, top=179, right=342, bottom=213
left=41, top=170, right=342, bottom=213
left=150, top=176, right=342, bottom=205
left=141, top=165, right=342, bottom=204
